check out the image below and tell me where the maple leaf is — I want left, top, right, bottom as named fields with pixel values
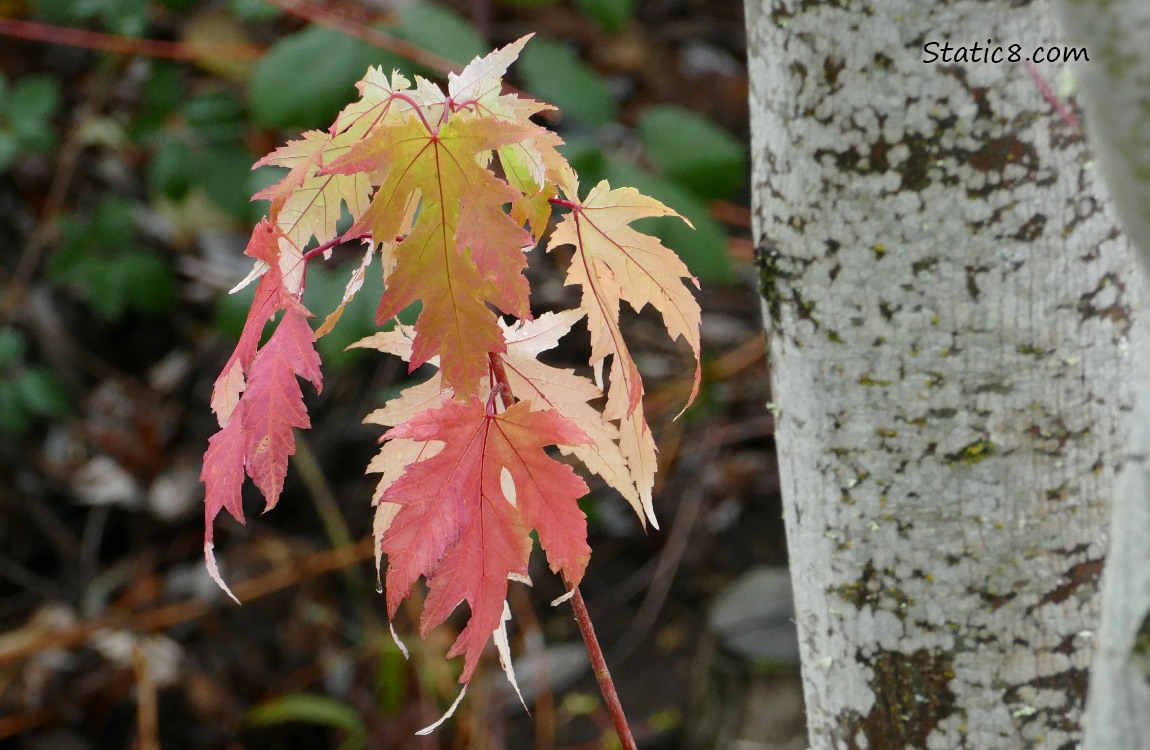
left=253, top=129, right=373, bottom=252
left=211, top=220, right=300, bottom=424
left=548, top=181, right=702, bottom=420
left=378, top=396, right=590, bottom=682
left=201, top=32, right=709, bottom=728
left=201, top=306, right=322, bottom=598
left=324, top=108, right=548, bottom=396
left=500, top=312, right=656, bottom=526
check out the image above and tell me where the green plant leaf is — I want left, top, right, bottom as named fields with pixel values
left=249, top=26, right=407, bottom=130
left=574, top=0, right=634, bottom=33
left=246, top=692, right=366, bottom=746
left=184, top=89, right=246, bottom=146
left=519, top=38, right=617, bottom=128
left=303, top=257, right=385, bottom=368
left=131, top=62, right=180, bottom=138
left=394, top=1, right=486, bottom=65
left=557, top=136, right=607, bottom=185
left=8, top=76, right=59, bottom=141
left=198, top=143, right=256, bottom=219
left=149, top=135, right=193, bottom=200
left=603, top=161, right=735, bottom=283
left=0, top=384, right=32, bottom=437
left=0, top=327, right=25, bottom=370
left=637, top=104, right=746, bottom=200
left=49, top=199, right=177, bottom=320
left=228, top=0, right=281, bottom=21
left=17, top=368, right=70, bottom=417
left=0, top=134, right=17, bottom=172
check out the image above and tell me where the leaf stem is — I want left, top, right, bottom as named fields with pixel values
left=385, top=91, right=440, bottom=134
left=569, top=586, right=638, bottom=750
left=301, top=233, right=372, bottom=262
left=548, top=196, right=580, bottom=211
left=488, top=352, right=515, bottom=410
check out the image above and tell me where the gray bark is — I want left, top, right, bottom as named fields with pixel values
left=745, top=2, right=1143, bottom=748
left=1056, top=3, right=1150, bottom=748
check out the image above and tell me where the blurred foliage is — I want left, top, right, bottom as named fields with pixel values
left=574, top=0, right=635, bottom=33
left=519, top=37, right=618, bottom=128
left=247, top=692, right=368, bottom=750
left=0, top=71, right=60, bottom=171
left=0, top=326, right=70, bottom=436
left=638, top=104, right=747, bottom=201
left=48, top=198, right=177, bottom=320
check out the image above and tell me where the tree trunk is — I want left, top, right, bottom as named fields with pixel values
left=1055, top=3, right=1150, bottom=748
left=745, top=2, right=1143, bottom=748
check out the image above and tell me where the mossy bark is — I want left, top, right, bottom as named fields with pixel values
left=745, top=1, right=1143, bottom=747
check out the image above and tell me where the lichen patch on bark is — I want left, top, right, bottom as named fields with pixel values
left=837, top=648, right=958, bottom=750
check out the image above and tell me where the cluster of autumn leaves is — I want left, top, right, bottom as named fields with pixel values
left=201, top=36, right=701, bottom=689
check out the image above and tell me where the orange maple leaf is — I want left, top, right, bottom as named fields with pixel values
left=324, top=113, right=548, bottom=395
left=549, top=181, right=702, bottom=420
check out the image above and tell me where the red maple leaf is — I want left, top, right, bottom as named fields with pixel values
left=201, top=306, right=322, bottom=597
left=378, top=395, right=590, bottom=682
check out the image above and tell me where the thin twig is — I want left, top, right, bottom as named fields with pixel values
left=0, top=17, right=262, bottom=60
left=568, top=587, right=637, bottom=750
left=291, top=435, right=382, bottom=631
left=612, top=425, right=719, bottom=662
left=132, top=642, right=160, bottom=750
left=0, top=539, right=373, bottom=667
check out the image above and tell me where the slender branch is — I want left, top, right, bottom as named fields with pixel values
left=0, top=539, right=373, bottom=667
left=569, top=586, right=638, bottom=750
left=0, top=17, right=262, bottom=60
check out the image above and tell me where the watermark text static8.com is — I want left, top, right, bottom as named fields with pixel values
left=923, top=41, right=1089, bottom=64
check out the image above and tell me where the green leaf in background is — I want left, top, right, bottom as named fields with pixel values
left=373, top=641, right=408, bottom=715
left=557, top=136, right=607, bottom=185
left=247, top=692, right=366, bottom=750
left=249, top=26, right=406, bottom=131
left=183, top=89, right=247, bottom=146
left=0, top=384, right=32, bottom=437
left=148, top=135, right=193, bottom=200
left=0, top=327, right=26, bottom=370
left=574, top=0, right=634, bottom=34
left=519, top=38, right=617, bottom=128
left=17, top=368, right=71, bottom=417
left=637, top=104, right=746, bottom=200
left=8, top=76, right=60, bottom=148
left=394, top=1, right=487, bottom=66
left=30, top=0, right=147, bottom=35
left=132, top=61, right=183, bottom=138
left=0, top=72, right=60, bottom=169
left=49, top=199, right=178, bottom=320
left=303, top=258, right=386, bottom=368
left=228, top=0, right=281, bottom=21
left=0, top=330, right=70, bottom=434
left=0, top=134, right=17, bottom=172
left=604, top=161, right=735, bottom=284
left=199, top=143, right=257, bottom=219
